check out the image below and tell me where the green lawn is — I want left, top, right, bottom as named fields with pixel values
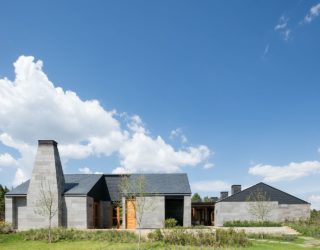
left=1, top=234, right=320, bottom=250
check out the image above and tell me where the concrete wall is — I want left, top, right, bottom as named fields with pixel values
left=183, top=195, right=191, bottom=227
left=63, top=196, right=88, bottom=228
left=25, top=141, right=65, bottom=229
left=137, top=196, right=165, bottom=229
left=5, top=197, right=14, bottom=227
left=215, top=201, right=311, bottom=226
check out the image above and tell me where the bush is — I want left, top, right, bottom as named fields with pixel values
left=223, top=220, right=282, bottom=227
left=148, top=229, right=163, bottom=241
left=215, top=228, right=249, bottom=247
left=247, top=233, right=297, bottom=242
left=164, top=218, right=177, bottom=228
left=148, top=228, right=250, bottom=247
left=0, top=221, right=14, bottom=234
left=285, top=221, right=320, bottom=238
left=20, top=228, right=138, bottom=243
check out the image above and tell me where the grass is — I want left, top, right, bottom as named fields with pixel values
left=1, top=233, right=320, bottom=250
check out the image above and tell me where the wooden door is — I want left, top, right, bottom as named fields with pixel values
left=126, top=199, right=136, bottom=229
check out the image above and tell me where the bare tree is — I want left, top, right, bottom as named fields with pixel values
left=246, top=188, right=273, bottom=221
left=119, top=175, right=155, bottom=250
left=34, top=181, right=59, bottom=243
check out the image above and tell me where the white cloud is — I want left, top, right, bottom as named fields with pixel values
left=113, top=132, right=210, bottom=173
left=0, top=153, right=18, bottom=167
left=274, top=15, right=291, bottom=41
left=170, top=128, right=187, bottom=144
left=203, top=163, right=214, bottom=169
left=191, top=180, right=230, bottom=192
left=308, top=195, right=320, bottom=210
left=0, top=56, right=212, bottom=185
left=274, top=16, right=289, bottom=31
left=303, top=3, right=320, bottom=24
left=78, top=167, right=103, bottom=174
left=249, top=161, right=320, bottom=182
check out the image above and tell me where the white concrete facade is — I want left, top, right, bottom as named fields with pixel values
left=215, top=201, right=311, bottom=226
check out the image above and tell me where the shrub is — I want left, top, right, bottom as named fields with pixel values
left=247, top=233, right=297, bottom=242
left=215, top=228, right=250, bottom=247
left=223, top=220, right=282, bottom=227
left=148, top=228, right=250, bottom=247
left=164, top=218, right=177, bottom=228
left=285, top=221, right=320, bottom=238
left=0, top=221, right=14, bottom=234
left=147, top=229, right=163, bottom=241
left=20, top=228, right=138, bottom=243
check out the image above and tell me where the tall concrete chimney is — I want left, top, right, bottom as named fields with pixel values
left=231, top=185, right=241, bottom=195
left=26, top=140, right=65, bottom=228
left=220, top=191, right=228, bottom=200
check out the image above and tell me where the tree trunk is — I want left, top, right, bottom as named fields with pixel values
left=48, top=217, right=52, bottom=243
left=138, top=228, right=141, bottom=250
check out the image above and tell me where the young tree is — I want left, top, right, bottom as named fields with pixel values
left=246, top=188, right=273, bottom=221
left=192, top=193, right=202, bottom=202
left=34, top=181, right=59, bottom=243
left=0, top=185, right=9, bottom=221
left=203, top=196, right=212, bottom=202
left=119, top=175, right=155, bottom=250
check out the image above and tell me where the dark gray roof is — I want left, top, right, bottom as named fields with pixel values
left=6, top=173, right=191, bottom=201
left=218, top=182, right=309, bottom=205
left=6, top=174, right=103, bottom=196
left=128, top=174, right=191, bottom=195
left=104, top=173, right=191, bottom=202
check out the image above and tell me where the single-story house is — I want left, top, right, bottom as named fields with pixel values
left=5, top=140, right=191, bottom=230
left=214, top=183, right=311, bottom=226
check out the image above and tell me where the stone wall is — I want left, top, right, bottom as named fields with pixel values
left=215, top=201, right=311, bottom=226
left=137, top=196, right=165, bottom=229
left=183, top=195, right=191, bottom=227
left=63, top=196, right=88, bottom=228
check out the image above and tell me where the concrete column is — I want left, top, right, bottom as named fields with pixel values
left=5, top=197, right=15, bottom=228
left=183, top=196, right=191, bottom=227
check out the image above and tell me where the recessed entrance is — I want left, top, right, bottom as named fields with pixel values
left=165, top=196, right=184, bottom=226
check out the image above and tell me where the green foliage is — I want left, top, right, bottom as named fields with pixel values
left=191, top=193, right=202, bottom=202
left=284, top=212, right=320, bottom=239
left=215, top=228, right=249, bottom=247
left=164, top=218, right=177, bottom=228
left=203, top=196, right=212, bottom=202
left=224, top=220, right=282, bottom=227
left=148, top=228, right=250, bottom=247
left=247, top=233, right=297, bottom=242
left=0, top=221, right=14, bottom=234
left=0, top=184, right=9, bottom=221
left=20, top=228, right=138, bottom=243
left=147, top=229, right=163, bottom=241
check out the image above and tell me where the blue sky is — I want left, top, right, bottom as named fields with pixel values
left=0, top=0, right=320, bottom=208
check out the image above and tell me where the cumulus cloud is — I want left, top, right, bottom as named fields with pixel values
left=0, top=153, right=18, bottom=167
left=113, top=132, right=210, bottom=173
left=249, top=161, right=320, bottom=182
left=0, top=56, right=212, bottom=185
left=191, top=180, right=230, bottom=193
left=78, top=167, right=102, bottom=174
left=170, top=128, right=187, bottom=144
left=203, top=163, right=214, bottom=169
left=303, top=3, right=320, bottom=24
left=308, top=195, right=320, bottom=210
left=274, top=15, right=291, bottom=41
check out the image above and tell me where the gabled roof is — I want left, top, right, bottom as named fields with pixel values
left=129, top=173, right=191, bottom=195
left=6, top=174, right=104, bottom=196
left=217, top=182, right=309, bottom=205
left=6, top=173, right=191, bottom=201
left=104, top=173, right=191, bottom=202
